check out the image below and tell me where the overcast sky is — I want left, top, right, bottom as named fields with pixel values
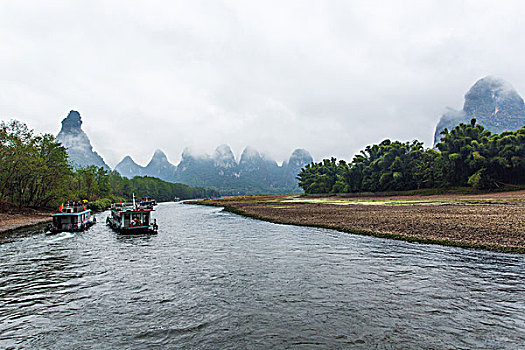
left=2, top=0, right=525, bottom=167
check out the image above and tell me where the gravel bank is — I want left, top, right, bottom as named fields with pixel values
left=192, top=192, right=525, bottom=253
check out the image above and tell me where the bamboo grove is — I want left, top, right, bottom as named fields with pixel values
left=0, top=120, right=214, bottom=209
left=298, top=120, right=524, bottom=194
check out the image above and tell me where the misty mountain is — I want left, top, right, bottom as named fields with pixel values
left=239, top=146, right=281, bottom=185
left=282, top=149, right=314, bottom=187
left=56, top=110, right=110, bottom=170
left=114, top=155, right=144, bottom=178
left=175, top=148, right=219, bottom=188
left=116, top=144, right=313, bottom=194
left=434, top=76, right=525, bottom=146
left=213, top=144, right=237, bottom=169
left=114, top=150, right=177, bottom=182
left=143, top=149, right=177, bottom=181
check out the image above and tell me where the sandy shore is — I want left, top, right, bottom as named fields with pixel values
left=191, top=191, right=525, bottom=253
left=0, top=209, right=53, bottom=233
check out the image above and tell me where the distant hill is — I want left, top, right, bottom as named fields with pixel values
left=116, top=145, right=313, bottom=195
left=56, top=110, right=110, bottom=170
left=434, top=76, right=525, bottom=146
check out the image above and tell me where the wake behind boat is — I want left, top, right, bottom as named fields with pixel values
left=106, top=195, right=158, bottom=234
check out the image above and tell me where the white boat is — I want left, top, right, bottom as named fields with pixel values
left=48, top=202, right=96, bottom=233
left=106, top=195, right=158, bottom=234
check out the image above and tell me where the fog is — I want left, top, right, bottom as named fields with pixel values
left=2, top=0, right=525, bottom=167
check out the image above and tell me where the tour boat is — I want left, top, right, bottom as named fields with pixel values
left=106, top=195, right=158, bottom=234
left=47, top=202, right=96, bottom=233
left=139, top=196, right=157, bottom=209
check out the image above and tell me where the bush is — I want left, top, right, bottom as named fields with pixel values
left=467, top=168, right=496, bottom=190
left=87, top=198, right=113, bottom=211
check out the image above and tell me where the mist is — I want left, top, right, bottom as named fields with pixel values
left=2, top=1, right=525, bottom=167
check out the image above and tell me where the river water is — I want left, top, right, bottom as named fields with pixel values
left=0, top=202, right=524, bottom=349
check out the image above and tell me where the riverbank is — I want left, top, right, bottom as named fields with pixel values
left=0, top=209, right=53, bottom=233
left=189, top=191, right=525, bottom=253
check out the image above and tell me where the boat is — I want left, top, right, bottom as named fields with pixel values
left=106, top=195, right=158, bottom=234
left=47, top=201, right=96, bottom=233
left=139, top=196, right=157, bottom=209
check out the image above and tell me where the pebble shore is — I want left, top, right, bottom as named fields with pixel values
left=191, top=191, right=525, bottom=253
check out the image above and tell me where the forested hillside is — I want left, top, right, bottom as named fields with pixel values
left=298, top=119, right=524, bottom=194
left=0, top=120, right=214, bottom=209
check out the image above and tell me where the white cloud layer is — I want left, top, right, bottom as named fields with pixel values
left=2, top=0, right=525, bottom=167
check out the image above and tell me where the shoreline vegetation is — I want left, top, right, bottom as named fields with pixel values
left=189, top=190, right=525, bottom=254
left=298, top=121, right=524, bottom=195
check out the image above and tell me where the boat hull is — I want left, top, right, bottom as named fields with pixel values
left=47, top=220, right=95, bottom=234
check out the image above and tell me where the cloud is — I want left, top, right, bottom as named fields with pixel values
left=2, top=0, right=525, bottom=167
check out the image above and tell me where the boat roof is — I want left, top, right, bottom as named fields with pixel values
left=119, top=209, right=153, bottom=213
left=52, top=210, right=91, bottom=217
left=112, top=206, right=153, bottom=213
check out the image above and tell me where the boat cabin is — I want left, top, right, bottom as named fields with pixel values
left=49, top=203, right=94, bottom=233
left=139, top=196, right=157, bottom=209
left=121, top=210, right=151, bottom=227
left=107, top=200, right=158, bottom=234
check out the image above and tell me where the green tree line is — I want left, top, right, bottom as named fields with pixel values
left=298, top=120, right=524, bottom=194
left=0, top=120, right=216, bottom=209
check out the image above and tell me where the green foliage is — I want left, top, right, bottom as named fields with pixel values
left=299, top=139, right=443, bottom=194
left=65, top=167, right=215, bottom=209
left=298, top=120, right=524, bottom=194
left=297, top=158, right=339, bottom=194
left=0, top=120, right=218, bottom=210
left=87, top=198, right=114, bottom=211
left=467, top=168, right=494, bottom=190
left=0, top=120, right=72, bottom=207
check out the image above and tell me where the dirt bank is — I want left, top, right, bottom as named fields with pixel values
left=0, top=209, right=53, bottom=233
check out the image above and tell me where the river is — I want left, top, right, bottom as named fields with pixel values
left=0, top=202, right=524, bottom=349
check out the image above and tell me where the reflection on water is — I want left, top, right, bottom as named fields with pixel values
left=0, top=202, right=524, bottom=349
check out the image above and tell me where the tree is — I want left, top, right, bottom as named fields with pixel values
left=437, top=119, right=491, bottom=186
left=297, top=119, right=523, bottom=194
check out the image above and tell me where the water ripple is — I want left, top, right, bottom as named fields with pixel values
left=0, top=203, right=523, bottom=349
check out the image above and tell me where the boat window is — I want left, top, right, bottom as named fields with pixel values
left=123, top=214, right=130, bottom=227
left=59, top=216, right=72, bottom=224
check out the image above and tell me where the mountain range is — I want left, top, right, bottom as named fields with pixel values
left=114, top=145, right=312, bottom=194
left=434, top=76, right=525, bottom=146
left=56, top=111, right=312, bottom=194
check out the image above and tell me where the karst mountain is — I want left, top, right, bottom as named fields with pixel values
left=434, top=76, right=525, bottom=146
